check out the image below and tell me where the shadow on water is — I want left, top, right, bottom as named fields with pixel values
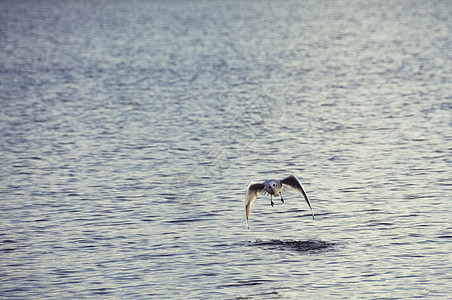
left=250, top=239, right=337, bottom=253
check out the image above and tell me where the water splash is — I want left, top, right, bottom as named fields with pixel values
left=250, top=239, right=337, bottom=253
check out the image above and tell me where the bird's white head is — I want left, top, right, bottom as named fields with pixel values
left=264, top=180, right=281, bottom=195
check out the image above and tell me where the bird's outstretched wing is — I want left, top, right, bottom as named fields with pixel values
left=280, top=175, right=315, bottom=219
left=245, top=182, right=265, bottom=228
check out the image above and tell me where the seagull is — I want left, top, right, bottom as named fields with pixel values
left=245, top=175, right=314, bottom=228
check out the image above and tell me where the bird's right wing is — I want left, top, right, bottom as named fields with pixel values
left=280, top=175, right=314, bottom=219
left=245, top=182, right=265, bottom=228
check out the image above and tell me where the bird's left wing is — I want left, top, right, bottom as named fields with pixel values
left=245, top=182, right=265, bottom=228
left=281, top=175, right=314, bottom=219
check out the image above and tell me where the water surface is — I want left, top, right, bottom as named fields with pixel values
left=1, top=0, right=451, bottom=299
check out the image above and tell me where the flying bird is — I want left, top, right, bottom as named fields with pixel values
left=245, top=175, right=314, bottom=228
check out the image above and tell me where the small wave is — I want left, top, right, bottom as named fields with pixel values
left=221, top=279, right=274, bottom=287
left=250, top=239, right=336, bottom=253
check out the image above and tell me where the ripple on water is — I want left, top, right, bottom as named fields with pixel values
left=250, top=239, right=337, bottom=253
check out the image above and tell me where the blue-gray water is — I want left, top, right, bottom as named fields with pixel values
left=1, top=0, right=451, bottom=299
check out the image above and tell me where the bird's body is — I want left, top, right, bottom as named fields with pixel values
left=245, top=175, right=314, bottom=228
